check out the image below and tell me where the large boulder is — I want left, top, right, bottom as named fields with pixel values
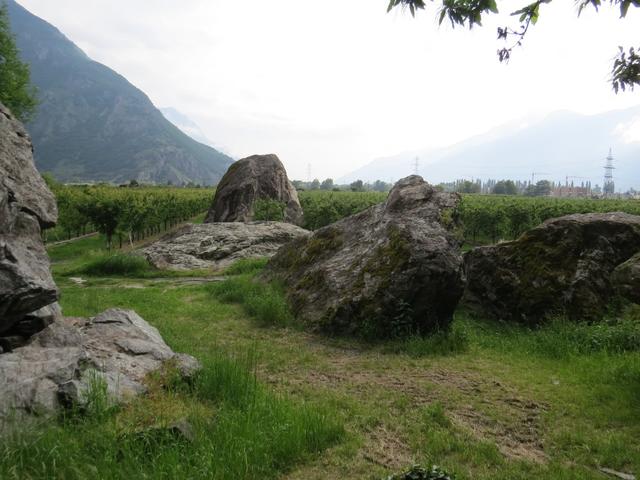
left=0, top=102, right=59, bottom=335
left=262, top=176, right=464, bottom=338
left=0, top=309, right=200, bottom=419
left=464, top=212, right=640, bottom=324
left=205, top=154, right=303, bottom=225
left=612, top=252, right=640, bottom=304
left=143, top=222, right=310, bottom=271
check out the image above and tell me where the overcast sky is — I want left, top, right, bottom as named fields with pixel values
left=17, top=0, right=640, bottom=180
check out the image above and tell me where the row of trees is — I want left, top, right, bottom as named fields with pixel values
left=292, top=179, right=393, bottom=193
left=457, top=194, right=640, bottom=244
left=48, top=184, right=213, bottom=249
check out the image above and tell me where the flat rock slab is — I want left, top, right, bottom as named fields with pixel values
left=0, top=308, right=200, bottom=420
left=142, top=222, right=310, bottom=271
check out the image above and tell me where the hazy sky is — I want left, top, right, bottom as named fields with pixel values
left=17, top=0, right=640, bottom=180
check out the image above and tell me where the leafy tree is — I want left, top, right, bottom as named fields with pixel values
left=350, top=179, right=365, bottom=192
left=535, top=179, right=552, bottom=196
left=492, top=179, right=518, bottom=195
left=310, top=178, right=321, bottom=190
left=372, top=180, right=392, bottom=192
left=457, top=180, right=481, bottom=194
left=0, top=3, right=37, bottom=120
left=80, top=191, right=124, bottom=250
left=320, top=178, right=334, bottom=190
left=387, top=0, right=640, bottom=92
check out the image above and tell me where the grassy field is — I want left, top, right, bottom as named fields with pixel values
left=2, top=234, right=639, bottom=479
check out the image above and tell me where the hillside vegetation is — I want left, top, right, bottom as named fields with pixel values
left=6, top=0, right=234, bottom=185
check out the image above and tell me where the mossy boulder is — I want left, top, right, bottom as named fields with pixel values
left=464, top=212, right=640, bottom=324
left=205, top=154, right=303, bottom=225
left=612, top=252, right=640, bottom=304
left=262, top=175, right=464, bottom=338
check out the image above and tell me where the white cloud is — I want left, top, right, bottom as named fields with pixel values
left=615, top=117, right=640, bottom=144
left=16, top=0, right=640, bottom=179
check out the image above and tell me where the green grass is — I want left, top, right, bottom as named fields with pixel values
left=0, top=355, right=343, bottom=480
left=23, top=239, right=640, bottom=479
left=208, top=274, right=294, bottom=327
left=223, top=257, right=270, bottom=276
left=0, top=283, right=343, bottom=480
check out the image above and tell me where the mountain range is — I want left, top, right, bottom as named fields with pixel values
left=8, top=0, right=234, bottom=185
left=340, top=106, right=640, bottom=192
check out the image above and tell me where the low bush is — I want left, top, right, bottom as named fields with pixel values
left=224, top=257, right=270, bottom=276
left=254, top=198, right=286, bottom=221
left=80, top=254, right=151, bottom=276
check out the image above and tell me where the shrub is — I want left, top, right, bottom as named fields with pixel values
left=254, top=198, right=286, bottom=221
left=80, top=254, right=151, bottom=276
left=224, top=257, right=270, bottom=276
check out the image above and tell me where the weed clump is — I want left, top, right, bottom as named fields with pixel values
left=208, top=274, right=293, bottom=327
left=224, top=257, right=270, bottom=276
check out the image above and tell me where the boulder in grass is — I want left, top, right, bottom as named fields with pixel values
left=0, top=102, right=59, bottom=335
left=0, top=309, right=200, bottom=419
left=262, top=175, right=464, bottom=338
left=205, top=154, right=303, bottom=225
left=464, top=212, right=640, bottom=324
left=612, top=252, right=640, bottom=304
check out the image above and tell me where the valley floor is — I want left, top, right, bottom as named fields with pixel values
left=3, top=235, right=639, bottom=480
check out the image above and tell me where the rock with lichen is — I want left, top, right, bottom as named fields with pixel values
left=205, top=154, right=303, bottom=225
left=612, top=251, right=640, bottom=304
left=464, top=212, right=640, bottom=324
left=0, top=101, right=60, bottom=340
left=262, top=175, right=464, bottom=338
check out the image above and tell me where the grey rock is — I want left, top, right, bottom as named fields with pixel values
left=612, top=252, right=640, bottom=304
left=3, top=303, right=62, bottom=341
left=464, top=212, right=640, bottom=324
left=0, top=102, right=59, bottom=334
left=143, top=221, right=310, bottom=271
left=263, top=175, right=464, bottom=338
left=0, top=308, right=201, bottom=420
left=205, top=154, right=303, bottom=225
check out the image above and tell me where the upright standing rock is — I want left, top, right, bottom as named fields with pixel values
left=263, top=176, right=464, bottom=338
left=0, top=102, right=59, bottom=335
left=205, top=154, right=303, bottom=225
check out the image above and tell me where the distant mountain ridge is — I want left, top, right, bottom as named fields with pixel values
left=340, top=106, right=640, bottom=191
left=8, top=0, right=234, bottom=185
